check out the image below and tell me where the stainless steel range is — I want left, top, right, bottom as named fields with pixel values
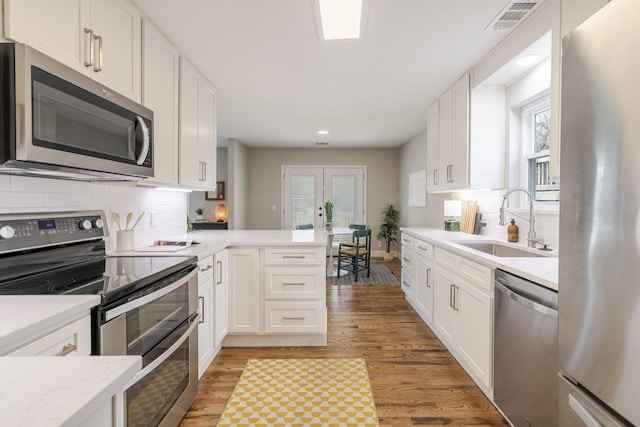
left=0, top=210, right=199, bottom=427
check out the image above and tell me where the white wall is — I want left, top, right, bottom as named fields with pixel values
left=398, top=130, right=449, bottom=227
left=0, top=174, right=187, bottom=252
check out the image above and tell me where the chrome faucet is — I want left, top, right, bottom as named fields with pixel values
left=499, top=188, right=544, bottom=248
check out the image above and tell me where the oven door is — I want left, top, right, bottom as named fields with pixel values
left=100, top=266, right=198, bottom=427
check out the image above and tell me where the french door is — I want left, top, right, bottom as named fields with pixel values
left=282, top=166, right=366, bottom=231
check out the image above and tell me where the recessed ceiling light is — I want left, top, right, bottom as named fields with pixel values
left=317, top=0, right=363, bottom=40
left=516, top=54, right=541, bottom=66
left=317, top=130, right=329, bottom=135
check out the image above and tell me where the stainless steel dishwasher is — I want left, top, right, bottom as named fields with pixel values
left=494, top=269, right=558, bottom=427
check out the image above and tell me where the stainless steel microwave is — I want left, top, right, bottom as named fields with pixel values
left=0, top=43, right=153, bottom=181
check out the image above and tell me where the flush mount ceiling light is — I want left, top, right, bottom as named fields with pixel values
left=317, top=130, right=329, bottom=135
left=516, top=53, right=541, bottom=66
left=312, top=0, right=369, bottom=40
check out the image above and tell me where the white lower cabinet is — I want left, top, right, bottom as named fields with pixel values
left=6, top=315, right=91, bottom=356
left=213, top=249, right=229, bottom=348
left=225, top=245, right=326, bottom=345
left=228, top=248, right=260, bottom=334
left=197, top=255, right=215, bottom=378
left=433, top=247, right=493, bottom=396
left=401, top=232, right=435, bottom=324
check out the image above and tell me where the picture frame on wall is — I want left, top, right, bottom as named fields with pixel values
left=205, top=181, right=225, bottom=201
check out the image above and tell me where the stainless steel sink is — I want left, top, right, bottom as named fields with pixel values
left=454, top=241, right=556, bottom=258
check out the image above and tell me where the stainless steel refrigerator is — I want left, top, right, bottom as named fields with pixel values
left=559, top=0, right=640, bottom=425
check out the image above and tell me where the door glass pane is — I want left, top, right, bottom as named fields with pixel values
left=291, top=175, right=316, bottom=229
left=331, top=175, right=356, bottom=228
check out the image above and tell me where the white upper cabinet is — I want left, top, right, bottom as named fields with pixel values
left=179, top=57, right=217, bottom=190
left=427, top=72, right=505, bottom=192
left=4, top=0, right=142, bottom=102
left=141, top=20, right=179, bottom=185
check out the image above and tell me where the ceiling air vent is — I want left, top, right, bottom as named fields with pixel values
left=486, top=0, right=545, bottom=31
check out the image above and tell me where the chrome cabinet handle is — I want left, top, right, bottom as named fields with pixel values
left=426, top=268, right=431, bottom=288
left=84, top=28, right=94, bottom=67
left=453, top=285, right=460, bottom=311
left=200, top=264, right=213, bottom=272
left=283, top=316, right=305, bottom=320
left=198, top=296, right=205, bottom=324
left=56, top=343, right=78, bottom=356
left=216, top=261, right=222, bottom=284
left=283, top=255, right=305, bottom=259
left=403, top=280, right=411, bottom=288
left=203, top=161, right=207, bottom=181
left=433, top=169, right=438, bottom=185
left=283, top=282, right=305, bottom=286
left=449, top=284, right=455, bottom=308
left=93, top=34, right=103, bottom=72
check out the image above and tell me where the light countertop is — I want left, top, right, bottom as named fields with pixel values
left=401, top=228, right=558, bottom=291
left=125, top=229, right=329, bottom=260
left=0, top=295, right=100, bottom=354
left=0, top=355, right=141, bottom=427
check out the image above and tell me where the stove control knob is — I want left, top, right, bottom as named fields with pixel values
left=0, top=225, right=16, bottom=239
left=93, top=219, right=104, bottom=229
left=79, top=220, right=93, bottom=231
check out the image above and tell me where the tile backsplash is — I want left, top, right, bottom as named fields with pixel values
left=0, top=174, right=188, bottom=252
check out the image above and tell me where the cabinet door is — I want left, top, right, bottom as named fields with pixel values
left=415, top=256, right=434, bottom=323
left=89, top=0, right=141, bottom=101
left=227, top=248, right=260, bottom=333
left=198, top=80, right=217, bottom=189
left=433, top=267, right=458, bottom=343
left=451, top=73, right=470, bottom=188
left=214, top=249, right=229, bottom=348
left=142, top=20, right=179, bottom=185
left=438, top=89, right=454, bottom=190
left=458, top=281, right=493, bottom=390
left=179, top=57, right=201, bottom=187
left=197, top=276, right=214, bottom=379
left=3, top=0, right=90, bottom=76
left=426, top=101, right=440, bottom=190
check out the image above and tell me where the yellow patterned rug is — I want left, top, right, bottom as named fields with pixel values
left=217, top=358, right=380, bottom=426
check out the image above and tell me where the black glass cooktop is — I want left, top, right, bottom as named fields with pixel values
left=0, top=241, right=196, bottom=305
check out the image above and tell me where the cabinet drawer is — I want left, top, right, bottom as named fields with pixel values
left=401, top=249, right=415, bottom=271
left=264, top=302, right=325, bottom=334
left=8, top=316, right=91, bottom=356
left=264, top=267, right=325, bottom=300
left=264, top=247, right=324, bottom=266
left=198, top=255, right=214, bottom=283
left=434, top=247, right=458, bottom=272
left=414, top=239, right=434, bottom=260
left=458, top=258, right=492, bottom=292
left=401, top=268, right=415, bottom=295
left=401, top=233, right=415, bottom=250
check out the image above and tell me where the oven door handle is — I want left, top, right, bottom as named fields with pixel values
left=124, top=312, right=199, bottom=389
left=105, top=266, right=197, bottom=321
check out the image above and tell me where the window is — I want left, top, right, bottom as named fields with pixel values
left=521, top=97, right=559, bottom=203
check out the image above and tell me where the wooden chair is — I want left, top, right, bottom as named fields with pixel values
left=340, top=224, right=368, bottom=249
left=337, top=228, right=371, bottom=281
left=295, top=223, right=314, bottom=230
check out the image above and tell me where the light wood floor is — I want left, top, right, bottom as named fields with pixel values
left=180, top=258, right=507, bottom=426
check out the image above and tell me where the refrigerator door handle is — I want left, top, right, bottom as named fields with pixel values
left=569, top=394, right=603, bottom=427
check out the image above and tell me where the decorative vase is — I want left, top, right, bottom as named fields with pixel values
left=383, top=251, right=394, bottom=261
left=196, top=214, right=203, bottom=221
left=325, top=221, right=333, bottom=231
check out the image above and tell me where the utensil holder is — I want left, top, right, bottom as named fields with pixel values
left=116, top=230, right=135, bottom=252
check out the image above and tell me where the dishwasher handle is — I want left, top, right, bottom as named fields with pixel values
left=495, top=281, right=558, bottom=318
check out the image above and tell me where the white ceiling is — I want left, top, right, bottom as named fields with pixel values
left=133, top=0, right=519, bottom=148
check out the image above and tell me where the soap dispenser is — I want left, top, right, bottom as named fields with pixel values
left=508, top=219, right=519, bottom=242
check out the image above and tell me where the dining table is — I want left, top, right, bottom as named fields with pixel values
left=326, top=227, right=353, bottom=277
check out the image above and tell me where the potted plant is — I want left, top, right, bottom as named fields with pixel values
left=194, top=208, right=204, bottom=221
left=377, top=204, right=399, bottom=261
left=324, top=200, right=333, bottom=231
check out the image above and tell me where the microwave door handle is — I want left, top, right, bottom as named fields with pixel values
left=135, top=116, right=150, bottom=165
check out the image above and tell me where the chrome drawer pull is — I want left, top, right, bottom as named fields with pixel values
left=283, top=255, right=306, bottom=259
left=200, top=264, right=213, bottom=272
left=216, top=261, right=222, bottom=284
left=283, top=282, right=305, bottom=286
left=426, top=268, right=431, bottom=288
left=198, top=296, right=205, bottom=324
left=57, top=343, right=77, bottom=356
left=282, top=316, right=306, bottom=320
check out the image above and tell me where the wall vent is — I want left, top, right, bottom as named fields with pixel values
left=486, top=0, right=545, bottom=31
